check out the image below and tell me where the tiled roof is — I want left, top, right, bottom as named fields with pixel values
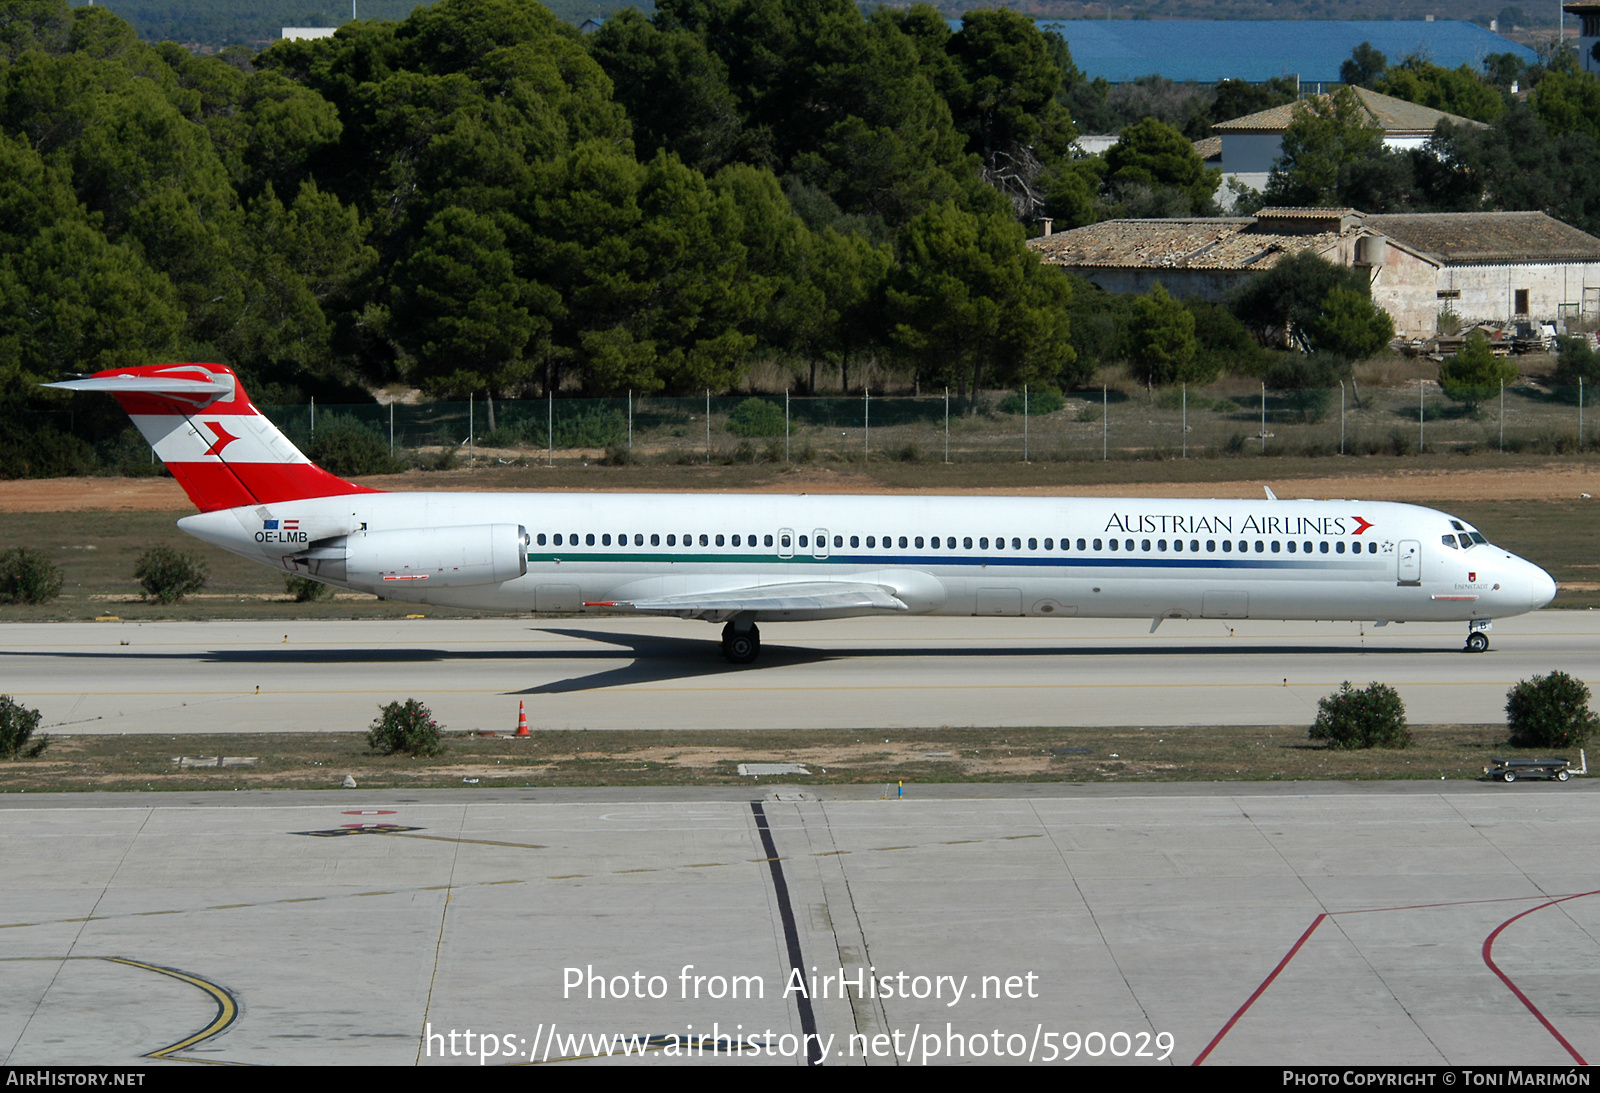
left=1212, top=86, right=1483, bottom=136
left=1028, top=210, right=1600, bottom=271
left=1257, top=206, right=1354, bottom=219
left=1192, top=136, right=1222, bottom=162
left=1028, top=218, right=1339, bottom=271
left=1365, top=212, right=1600, bottom=264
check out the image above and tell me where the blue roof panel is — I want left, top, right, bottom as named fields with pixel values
left=1030, top=20, right=1537, bottom=84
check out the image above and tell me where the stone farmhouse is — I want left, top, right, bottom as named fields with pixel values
left=1028, top=208, right=1600, bottom=339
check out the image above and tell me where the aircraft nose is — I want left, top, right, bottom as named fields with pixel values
left=1526, top=564, right=1557, bottom=611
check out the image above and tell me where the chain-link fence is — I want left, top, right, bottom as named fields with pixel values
left=255, top=379, right=1595, bottom=467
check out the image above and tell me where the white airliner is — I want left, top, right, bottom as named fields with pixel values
left=51, top=363, right=1557, bottom=663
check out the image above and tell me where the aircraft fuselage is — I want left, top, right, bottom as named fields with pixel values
left=177, top=492, right=1556, bottom=627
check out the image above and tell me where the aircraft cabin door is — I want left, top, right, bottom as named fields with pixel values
left=1397, top=540, right=1421, bottom=584
left=777, top=529, right=794, bottom=559
left=813, top=529, right=830, bottom=559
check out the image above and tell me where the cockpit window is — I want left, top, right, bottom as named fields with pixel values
left=1441, top=535, right=1458, bottom=549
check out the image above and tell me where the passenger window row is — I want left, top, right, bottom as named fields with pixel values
left=530, top=531, right=1383, bottom=555
left=533, top=532, right=772, bottom=547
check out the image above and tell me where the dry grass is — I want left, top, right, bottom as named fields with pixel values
left=0, top=724, right=1553, bottom=793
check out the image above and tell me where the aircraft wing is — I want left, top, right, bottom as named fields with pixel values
left=587, top=581, right=909, bottom=616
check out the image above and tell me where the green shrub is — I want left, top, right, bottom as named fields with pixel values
left=1439, top=330, right=1517, bottom=412
left=0, top=426, right=97, bottom=478
left=284, top=575, right=334, bottom=602
left=1310, top=681, right=1410, bottom=749
left=727, top=397, right=787, bottom=437
left=566, top=406, right=627, bottom=448
left=0, top=548, right=63, bottom=604
left=0, top=695, right=46, bottom=758
left=368, top=698, right=444, bottom=756
left=1505, top=671, right=1597, bottom=749
left=96, top=426, right=166, bottom=477
left=1266, top=352, right=1346, bottom=423
left=134, top=546, right=208, bottom=604
left=307, top=413, right=402, bottom=476
left=1554, top=335, right=1600, bottom=385
left=997, top=389, right=1066, bottom=415
left=484, top=406, right=629, bottom=449
left=413, top=445, right=459, bottom=471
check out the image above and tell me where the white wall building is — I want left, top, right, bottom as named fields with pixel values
left=1206, top=88, right=1484, bottom=210
left=1030, top=208, right=1600, bottom=339
left=1566, top=2, right=1600, bottom=73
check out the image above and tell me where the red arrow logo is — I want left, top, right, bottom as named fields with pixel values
left=1351, top=516, right=1374, bottom=535
left=199, top=420, right=239, bottom=458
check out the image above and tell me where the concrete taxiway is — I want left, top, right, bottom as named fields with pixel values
left=4, top=613, right=1597, bottom=735
left=2, top=783, right=1597, bottom=1066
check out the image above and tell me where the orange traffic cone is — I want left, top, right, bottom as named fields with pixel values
left=515, top=701, right=530, bottom=736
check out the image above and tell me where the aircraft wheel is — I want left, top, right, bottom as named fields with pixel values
left=1502, top=769, right=1516, bottom=783
left=1558, top=769, right=1571, bottom=782
left=1466, top=631, right=1489, bottom=654
left=723, top=624, right=760, bottom=665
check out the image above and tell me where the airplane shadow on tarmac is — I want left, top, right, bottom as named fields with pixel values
left=514, top=630, right=1466, bottom=694
left=1, top=631, right=1469, bottom=694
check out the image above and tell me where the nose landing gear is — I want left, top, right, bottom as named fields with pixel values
left=721, top=619, right=761, bottom=664
left=1465, top=620, right=1491, bottom=653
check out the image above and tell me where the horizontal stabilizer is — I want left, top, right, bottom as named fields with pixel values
left=590, top=581, right=909, bottom=616
left=46, top=375, right=234, bottom=397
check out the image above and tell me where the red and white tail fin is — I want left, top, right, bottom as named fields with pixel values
left=46, top=363, right=380, bottom=513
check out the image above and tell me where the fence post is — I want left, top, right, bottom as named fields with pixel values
left=1023, top=384, right=1029, bottom=462
left=1418, top=380, right=1424, bottom=453
left=389, top=401, right=394, bottom=457
left=1181, top=382, right=1187, bottom=459
left=469, top=391, right=474, bottom=465
left=864, top=385, right=870, bottom=459
left=1500, top=379, right=1505, bottom=453
left=1339, top=381, right=1345, bottom=455
left=547, top=389, right=553, bottom=467
left=310, top=396, right=315, bottom=443
left=1260, top=382, right=1266, bottom=455
left=785, top=389, right=790, bottom=463
left=628, top=389, right=633, bottom=452
left=705, top=389, right=710, bottom=463
left=1581, top=376, right=1586, bottom=449
left=1102, top=384, right=1108, bottom=460
left=944, top=387, right=949, bottom=463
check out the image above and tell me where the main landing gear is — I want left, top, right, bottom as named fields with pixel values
left=721, top=620, right=761, bottom=664
left=1464, top=620, right=1491, bottom=654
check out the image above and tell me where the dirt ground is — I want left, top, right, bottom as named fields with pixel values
left=1, top=724, right=1522, bottom=790
left=3, top=462, right=1598, bottom=511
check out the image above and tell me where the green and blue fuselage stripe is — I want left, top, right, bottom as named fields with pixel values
left=525, top=551, right=1379, bottom=572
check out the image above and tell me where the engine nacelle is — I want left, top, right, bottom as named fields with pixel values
left=304, top=524, right=529, bottom=590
